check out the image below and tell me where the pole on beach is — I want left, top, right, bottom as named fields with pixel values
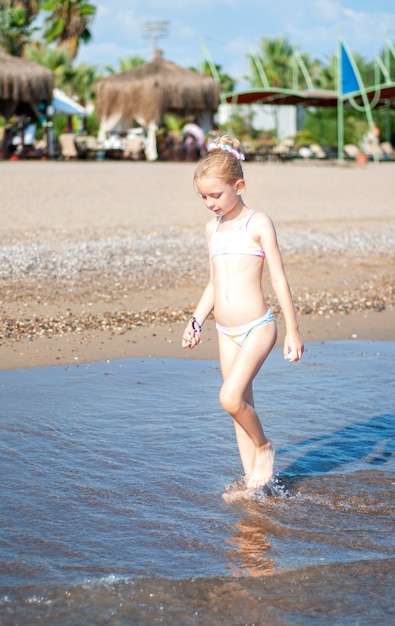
left=337, top=38, right=344, bottom=162
left=338, top=36, right=379, bottom=164
left=45, top=105, right=55, bottom=159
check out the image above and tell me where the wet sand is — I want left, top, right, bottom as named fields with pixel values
left=0, top=159, right=394, bottom=370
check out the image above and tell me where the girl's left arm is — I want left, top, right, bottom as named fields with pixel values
left=259, top=214, right=304, bottom=362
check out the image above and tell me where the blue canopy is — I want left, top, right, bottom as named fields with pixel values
left=52, top=88, right=87, bottom=116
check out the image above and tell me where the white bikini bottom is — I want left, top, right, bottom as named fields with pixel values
left=216, top=309, right=276, bottom=347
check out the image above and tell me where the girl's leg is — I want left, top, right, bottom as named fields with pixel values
left=232, top=382, right=255, bottom=475
left=218, top=334, right=254, bottom=474
left=218, top=321, right=277, bottom=488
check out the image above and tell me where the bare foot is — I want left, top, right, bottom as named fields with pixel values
left=246, top=442, right=274, bottom=489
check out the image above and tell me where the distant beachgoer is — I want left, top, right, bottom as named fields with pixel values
left=182, top=133, right=304, bottom=495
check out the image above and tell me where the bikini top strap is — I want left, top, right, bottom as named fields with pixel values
left=245, top=209, right=256, bottom=227
left=215, top=211, right=254, bottom=232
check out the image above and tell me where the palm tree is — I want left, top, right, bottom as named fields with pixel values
left=13, top=0, right=41, bottom=19
left=24, top=41, right=75, bottom=90
left=351, top=53, right=375, bottom=88
left=244, top=36, right=295, bottom=140
left=296, top=51, right=324, bottom=89
left=42, top=0, right=96, bottom=59
left=248, top=36, right=295, bottom=89
left=104, top=55, right=146, bottom=75
left=314, top=53, right=336, bottom=91
left=198, top=60, right=236, bottom=94
left=0, top=0, right=41, bottom=55
left=71, top=61, right=102, bottom=102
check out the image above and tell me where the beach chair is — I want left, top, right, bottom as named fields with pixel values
left=241, top=141, right=257, bottom=161
left=123, top=136, right=145, bottom=160
left=74, top=135, right=98, bottom=159
left=59, top=134, right=78, bottom=160
left=380, top=142, right=395, bottom=160
left=310, top=144, right=327, bottom=159
left=344, top=144, right=360, bottom=160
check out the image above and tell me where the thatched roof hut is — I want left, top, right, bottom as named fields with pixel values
left=95, top=49, right=220, bottom=130
left=0, top=53, right=54, bottom=119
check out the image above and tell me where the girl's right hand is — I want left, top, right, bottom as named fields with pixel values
left=181, top=317, right=202, bottom=349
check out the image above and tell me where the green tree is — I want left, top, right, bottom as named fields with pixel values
left=24, top=41, right=75, bottom=90
left=220, top=111, right=258, bottom=141
left=296, top=51, right=324, bottom=89
left=0, top=0, right=41, bottom=55
left=104, top=55, right=146, bottom=75
left=314, top=53, right=336, bottom=90
left=302, top=51, right=380, bottom=148
left=247, top=36, right=295, bottom=88
left=42, top=0, right=96, bottom=59
left=378, top=41, right=395, bottom=82
left=198, top=60, right=236, bottom=93
left=25, top=42, right=101, bottom=103
left=352, top=53, right=375, bottom=87
left=13, top=0, right=41, bottom=19
left=244, top=36, right=297, bottom=139
left=71, top=61, right=102, bottom=102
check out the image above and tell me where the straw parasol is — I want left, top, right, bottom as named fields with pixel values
left=95, top=49, right=220, bottom=129
left=0, top=53, right=54, bottom=119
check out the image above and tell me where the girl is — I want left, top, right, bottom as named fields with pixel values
left=182, top=134, right=304, bottom=492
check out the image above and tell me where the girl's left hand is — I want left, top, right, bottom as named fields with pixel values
left=284, top=330, right=304, bottom=362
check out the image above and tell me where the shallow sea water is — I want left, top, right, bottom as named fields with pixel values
left=0, top=341, right=394, bottom=625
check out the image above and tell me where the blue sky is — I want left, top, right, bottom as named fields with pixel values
left=76, top=0, right=395, bottom=88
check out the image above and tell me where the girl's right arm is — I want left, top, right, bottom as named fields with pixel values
left=181, top=281, right=214, bottom=349
left=182, top=222, right=215, bottom=349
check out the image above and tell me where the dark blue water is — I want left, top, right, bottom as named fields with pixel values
left=0, top=341, right=394, bottom=625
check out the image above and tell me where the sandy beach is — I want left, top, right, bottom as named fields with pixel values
left=0, top=158, right=394, bottom=370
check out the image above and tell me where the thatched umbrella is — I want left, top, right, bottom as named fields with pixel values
left=95, top=49, right=220, bottom=130
left=0, top=53, right=54, bottom=119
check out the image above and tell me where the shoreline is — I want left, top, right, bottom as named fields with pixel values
left=1, top=309, right=394, bottom=371
left=1, top=160, right=394, bottom=370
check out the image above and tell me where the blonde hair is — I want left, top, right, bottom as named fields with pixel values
left=194, top=133, right=245, bottom=185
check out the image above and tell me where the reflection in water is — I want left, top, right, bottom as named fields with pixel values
left=226, top=514, right=275, bottom=576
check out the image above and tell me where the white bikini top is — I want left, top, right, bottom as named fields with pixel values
left=210, top=210, right=265, bottom=259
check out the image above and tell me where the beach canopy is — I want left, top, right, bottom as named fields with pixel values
left=95, top=49, right=220, bottom=130
left=223, top=37, right=395, bottom=162
left=0, top=53, right=53, bottom=119
left=225, top=88, right=338, bottom=107
left=224, top=84, right=395, bottom=109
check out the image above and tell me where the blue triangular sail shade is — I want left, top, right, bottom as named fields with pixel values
left=341, top=42, right=361, bottom=94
